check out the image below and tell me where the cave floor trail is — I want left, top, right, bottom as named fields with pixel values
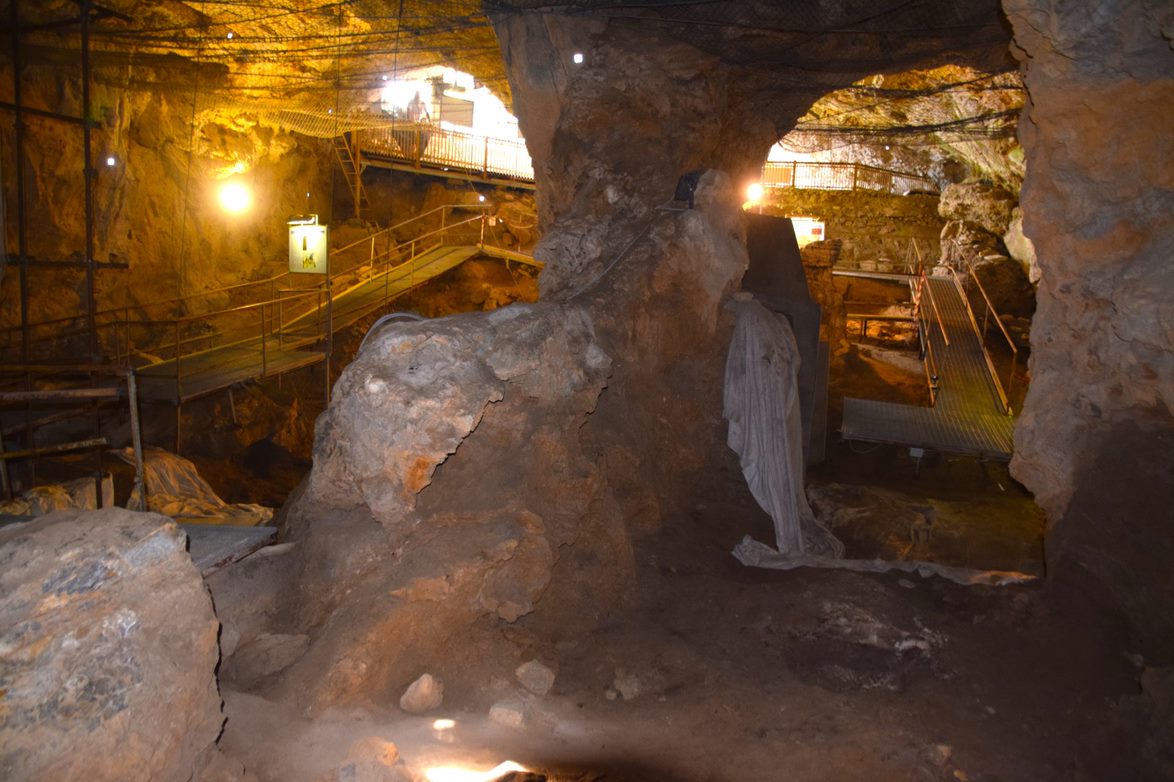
left=135, top=244, right=539, bottom=405
left=841, top=275, right=1016, bottom=460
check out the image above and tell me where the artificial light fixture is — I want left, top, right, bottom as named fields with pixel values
left=478, top=195, right=486, bottom=203
left=746, top=182, right=765, bottom=202
left=218, top=180, right=252, bottom=214
left=226, top=31, right=234, bottom=39
left=572, top=52, right=584, bottom=64
left=105, top=155, right=117, bottom=167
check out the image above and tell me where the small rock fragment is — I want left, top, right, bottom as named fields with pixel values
left=613, top=670, right=642, bottom=701
left=399, top=673, right=444, bottom=713
left=342, top=737, right=402, bottom=782
left=603, top=688, right=618, bottom=701
left=515, top=660, right=556, bottom=696
left=489, top=699, right=527, bottom=729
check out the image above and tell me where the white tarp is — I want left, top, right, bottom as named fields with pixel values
left=732, top=535, right=1036, bottom=586
left=723, top=296, right=843, bottom=558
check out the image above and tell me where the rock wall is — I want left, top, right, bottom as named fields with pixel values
left=0, top=64, right=333, bottom=346
left=1004, top=0, right=1174, bottom=658
left=0, top=509, right=223, bottom=781
left=760, top=188, right=944, bottom=267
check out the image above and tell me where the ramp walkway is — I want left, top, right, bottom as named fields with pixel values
left=841, top=271, right=1017, bottom=460
left=128, top=205, right=539, bottom=406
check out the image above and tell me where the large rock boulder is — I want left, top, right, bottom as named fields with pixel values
left=938, top=181, right=1018, bottom=236
left=1003, top=207, right=1039, bottom=283
left=0, top=509, right=223, bottom=782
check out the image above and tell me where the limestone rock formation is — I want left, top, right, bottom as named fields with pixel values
left=1005, top=0, right=1174, bottom=659
left=938, top=181, right=1017, bottom=236
left=0, top=509, right=223, bottom=782
left=1003, top=207, right=1039, bottom=283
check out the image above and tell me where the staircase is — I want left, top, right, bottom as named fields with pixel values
left=332, top=134, right=370, bottom=218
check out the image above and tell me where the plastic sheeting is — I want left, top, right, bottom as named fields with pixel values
left=0, top=474, right=114, bottom=518
left=114, top=447, right=273, bottom=526
left=732, top=536, right=1036, bottom=586
left=723, top=296, right=843, bottom=558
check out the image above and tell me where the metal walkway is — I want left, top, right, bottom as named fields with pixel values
left=841, top=274, right=1015, bottom=459
left=136, top=242, right=539, bottom=404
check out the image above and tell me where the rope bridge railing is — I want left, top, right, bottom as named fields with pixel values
left=761, top=161, right=937, bottom=196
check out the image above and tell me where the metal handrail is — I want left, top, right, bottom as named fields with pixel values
left=910, top=274, right=940, bottom=406
left=943, top=238, right=1019, bottom=414
left=919, top=271, right=950, bottom=349
left=5, top=204, right=537, bottom=399
left=945, top=266, right=1016, bottom=415
left=964, top=260, right=1019, bottom=354
left=760, top=160, right=938, bottom=195
left=356, top=123, right=535, bottom=183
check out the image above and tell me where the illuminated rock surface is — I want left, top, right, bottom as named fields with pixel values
left=0, top=509, right=222, bottom=782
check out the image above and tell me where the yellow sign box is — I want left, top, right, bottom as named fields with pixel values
left=288, top=223, right=328, bottom=274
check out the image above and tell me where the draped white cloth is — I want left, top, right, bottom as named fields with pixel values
left=723, top=297, right=843, bottom=558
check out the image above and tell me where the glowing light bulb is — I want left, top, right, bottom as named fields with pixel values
left=105, top=155, right=117, bottom=167
left=226, top=31, right=234, bottom=39
left=572, top=52, right=584, bottom=64
left=746, top=183, right=764, bottom=202
left=478, top=195, right=486, bottom=203
left=218, top=181, right=252, bottom=214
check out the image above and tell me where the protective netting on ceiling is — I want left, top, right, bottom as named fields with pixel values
left=13, top=0, right=510, bottom=120
left=265, top=107, right=397, bottom=138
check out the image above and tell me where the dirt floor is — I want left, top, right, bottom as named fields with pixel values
left=215, top=466, right=1140, bottom=782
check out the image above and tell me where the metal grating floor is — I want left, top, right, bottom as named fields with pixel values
left=841, top=275, right=1015, bottom=460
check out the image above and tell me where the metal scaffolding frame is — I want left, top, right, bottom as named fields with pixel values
left=2, top=0, right=131, bottom=365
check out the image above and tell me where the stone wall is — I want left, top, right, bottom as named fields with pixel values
left=760, top=188, right=944, bottom=267
left=1004, top=0, right=1174, bottom=659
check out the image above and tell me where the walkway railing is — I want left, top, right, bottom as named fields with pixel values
left=762, top=161, right=937, bottom=196
left=944, top=239, right=1019, bottom=415
left=0, top=203, right=534, bottom=406
left=355, top=123, right=535, bottom=185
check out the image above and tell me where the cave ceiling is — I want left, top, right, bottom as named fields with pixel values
left=4, top=0, right=511, bottom=116
left=4, top=0, right=1018, bottom=173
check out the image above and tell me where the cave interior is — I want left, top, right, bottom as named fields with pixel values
left=0, top=1, right=1171, bottom=781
